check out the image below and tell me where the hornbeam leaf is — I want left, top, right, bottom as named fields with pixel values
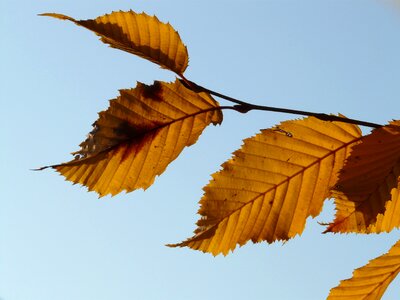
left=40, top=11, right=189, bottom=75
left=327, top=239, right=400, bottom=299
left=40, top=80, right=222, bottom=197
left=326, top=121, right=400, bottom=233
left=169, top=117, right=361, bottom=255
left=367, top=179, right=400, bottom=233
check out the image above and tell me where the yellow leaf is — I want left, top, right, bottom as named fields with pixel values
left=326, top=121, right=400, bottom=233
left=41, top=80, right=222, bottom=197
left=367, top=179, right=400, bottom=233
left=169, top=117, right=361, bottom=255
left=327, top=239, right=400, bottom=300
left=40, top=11, right=189, bottom=75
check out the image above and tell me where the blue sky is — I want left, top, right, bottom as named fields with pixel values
left=2, top=1, right=400, bottom=299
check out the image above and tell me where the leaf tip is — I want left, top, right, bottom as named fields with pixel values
left=38, top=13, right=75, bottom=22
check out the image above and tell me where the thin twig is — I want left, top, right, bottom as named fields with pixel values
left=180, top=79, right=382, bottom=129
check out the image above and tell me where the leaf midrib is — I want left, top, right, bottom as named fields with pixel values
left=50, top=105, right=227, bottom=168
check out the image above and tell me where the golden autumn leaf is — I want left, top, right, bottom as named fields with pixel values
left=326, top=121, right=400, bottom=233
left=39, top=80, right=222, bottom=197
left=368, top=179, right=400, bottom=233
left=327, top=239, right=400, bottom=299
left=169, top=117, right=362, bottom=255
left=40, top=11, right=189, bottom=75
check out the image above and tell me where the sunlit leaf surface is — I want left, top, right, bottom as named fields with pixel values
left=367, top=179, right=400, bottom=233
left=170, top=117, right=361, bottom=255
left=41, top=11, right=189, bottom=75
left=328, top=239, right=400, bottom=299
left=41, top=80, right=222, bottom=197
left=327, top=121, right=400, bottom=233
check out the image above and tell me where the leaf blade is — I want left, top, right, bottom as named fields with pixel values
left=170, top=117, right=361, bottom=255
left=367, top=178, right=400, bottom=233
left=327, top=239, right=400, bottom=300
left=326, top=121, right=400, bottom=233
left=40, top=11, right=189, bottom=75
left=44, top=80, right=222, bottom=197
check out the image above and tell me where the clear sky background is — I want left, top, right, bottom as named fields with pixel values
left=2, top=1, right=400, bottom=299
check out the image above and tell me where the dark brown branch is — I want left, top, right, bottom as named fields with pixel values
left=180, top=79, right=383, bottom=129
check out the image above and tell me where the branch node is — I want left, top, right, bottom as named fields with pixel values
left=233, top=104, right=252, bottom=114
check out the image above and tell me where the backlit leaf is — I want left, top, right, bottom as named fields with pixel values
left=328, top=239, right=400, bottom=299
left=170, top=117, right=361, bottom=255
left=40, top=11, right=189, bottom=75
left=367, top=179, right=400, bottom=233
left=40, top=80, right=222, bottom=197
left=326, top=121, right=400, bottom=233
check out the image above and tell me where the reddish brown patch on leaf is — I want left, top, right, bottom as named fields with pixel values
left=113, top=120, right=144, bottom=139
left=120, top=129, right=159, bottom=163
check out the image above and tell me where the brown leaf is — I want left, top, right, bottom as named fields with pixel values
left=328, top=239, right=400, bottom=299
left=169, top=117, right=361, bottom=255
left=40, top=11, right=189, bottom=75
left=41, top=80, right=222, bottom=197
left=326, top=121, right=400, bottom=233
